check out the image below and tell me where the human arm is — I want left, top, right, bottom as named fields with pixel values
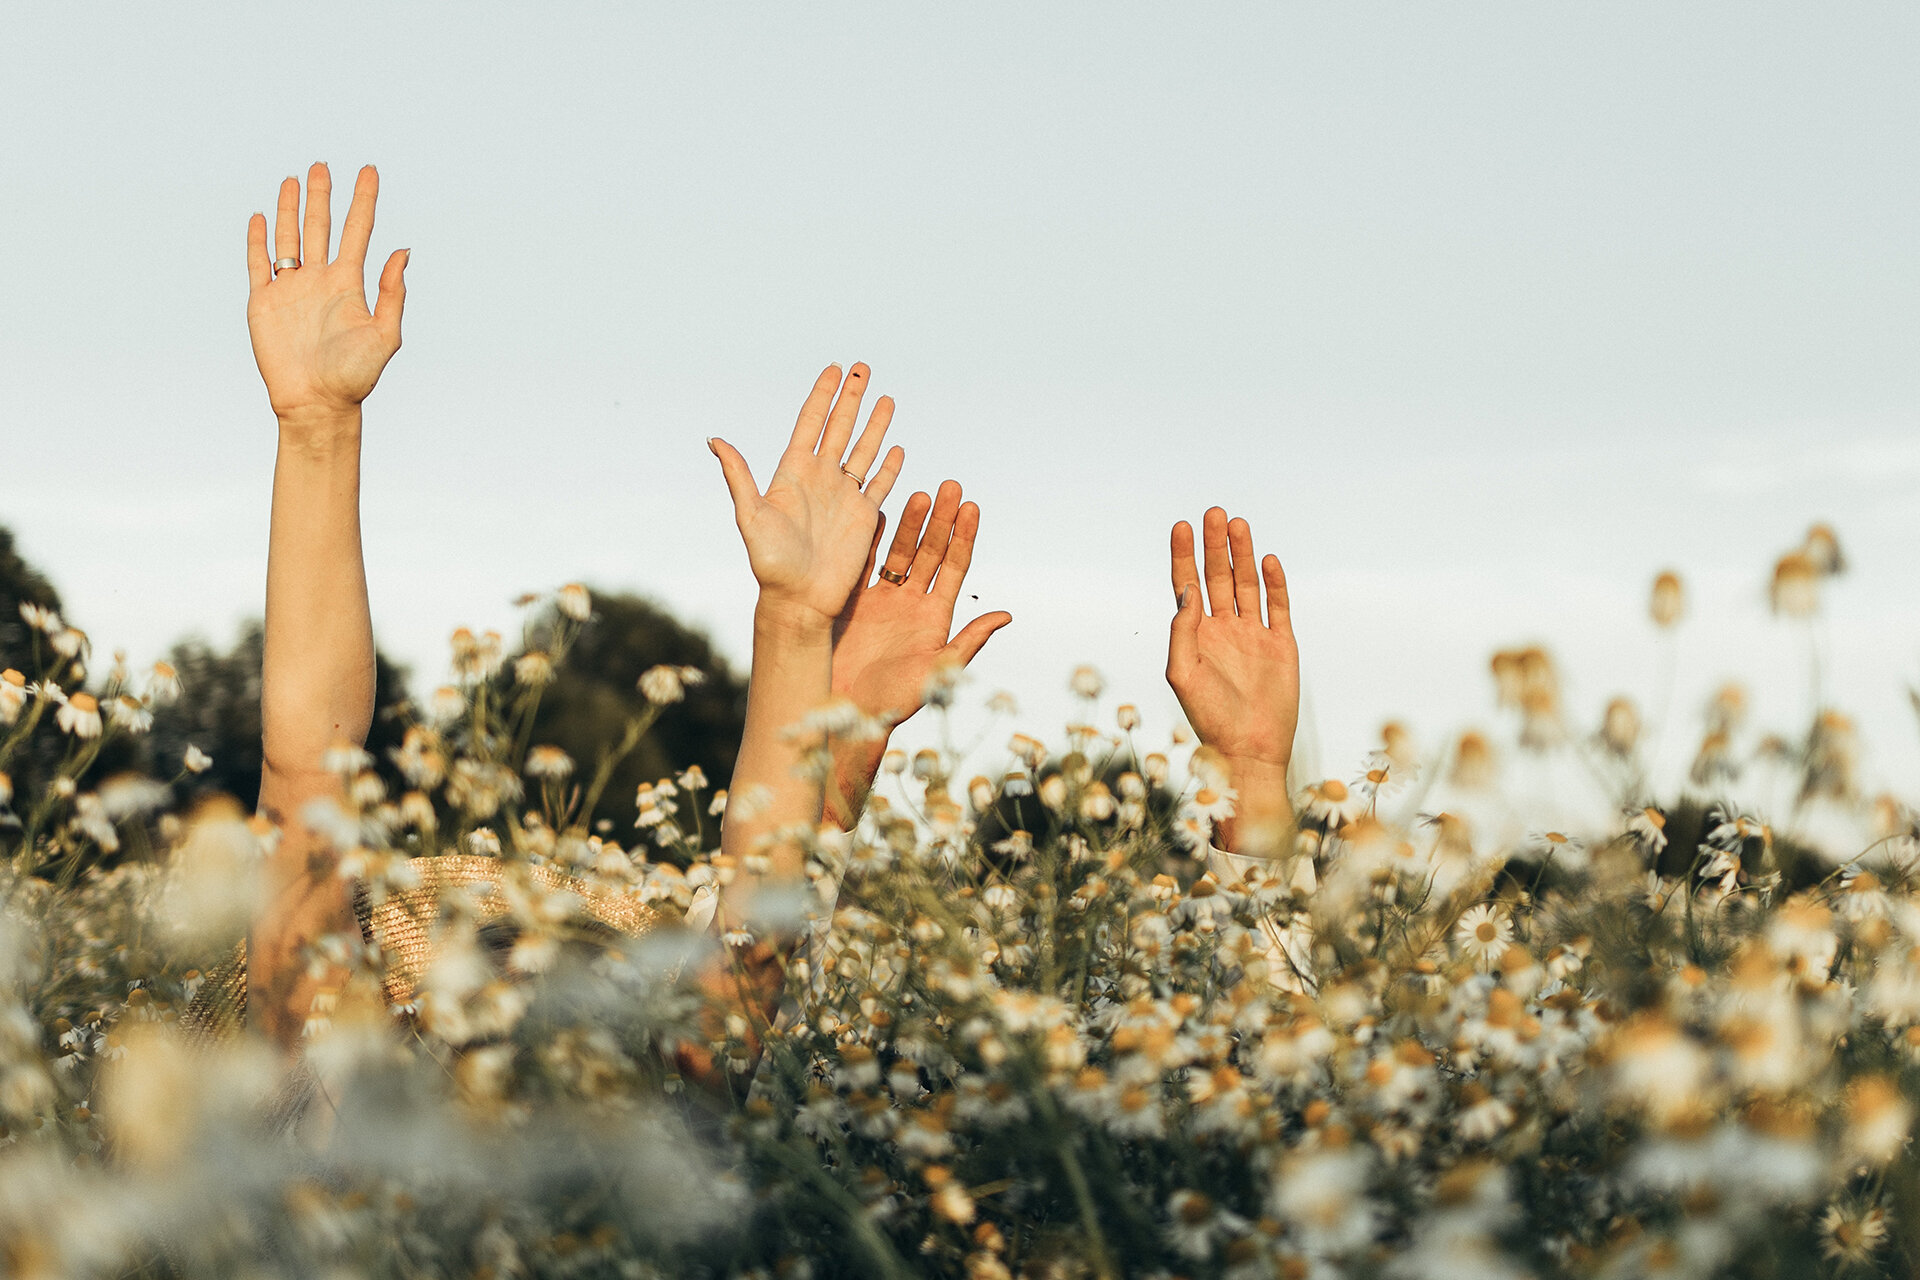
left=247, top=163, right=409, bottom=1048
left=706, top=362, right=904, bottom=928
left=1166, top=507, right=1299, bottom=854
left=825, top=479, right=1011, bottom=821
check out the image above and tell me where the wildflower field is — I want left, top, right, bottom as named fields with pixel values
left=3, top=526, right=1919, bottom=1280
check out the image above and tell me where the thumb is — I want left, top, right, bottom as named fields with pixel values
left=943, top=611, right=1013, bottom=667
left=1167, top=585, right=1200, bottom=675
left=707, top=437, right=760, bottom=520
left=374, top=248, right=409, bottom=342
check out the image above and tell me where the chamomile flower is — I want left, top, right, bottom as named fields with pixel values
left=146, top=661, right=182, bottom=705
left=523, top=745, right=575, bottom=779
left=1184, top=787, right=1238, bottom=823
left=56, top=692, right=102, bottom=739
left=638, top=665, right=687, bottom=704
left=1454, top=904, right=1514, bottom=971
left=0, top=669, right=27, bottom=723
left=513, top=650, right=555, bottom=687
left=556, top=582, right=592, bottom=620
left=109, top=695, right=151, bottom=733
left=1818, top=1203, right=1888, bottom=1266
left=1628, top=807, right=1669, bottom=852
left=1650, top=569, right=1685, bottom=627
left=1771, top=550, right=1819, bottom=618
left=1297, top=779, right=1363, bottom=828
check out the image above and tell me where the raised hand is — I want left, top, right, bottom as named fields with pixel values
left=833, top=479, right=1012, bottom=725
left=247, top=163, right=409, bottom=423
left=247, top=163, right=401, bottom=1050
left=710, top=364, right=905, bottom=628
left=1168, top=508, right=1300, bottom=848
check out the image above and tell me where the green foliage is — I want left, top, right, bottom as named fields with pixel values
left=519, top=592, right=745, bottom=836
left=144, top=620, right=413, bottom=809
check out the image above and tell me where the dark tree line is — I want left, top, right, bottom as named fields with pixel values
left=0, top=524, right=745, bottom=849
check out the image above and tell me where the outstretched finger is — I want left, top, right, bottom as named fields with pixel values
left=708, top=436, right=762, bottom=520
left=1201, top=507, right=1235, bottom=616
left=942, top=610, right=1013, bottom=667
left=1228, top=517, right=1262, bottom=620
left=864, top=445, right=906, bottom=508
left=882, top=491, right=933, bottom=583
left=337, top=165, right=379, bottom=271
left=816, top=362, right=871, bottom=461
left=1170, top=520, right=1201, bottom=603
left=246, top=212, right=271, bottom=289
left=785, top=364, right=844, bottom=456
left=841, top=394, right=894, bottom=478
left=932, top=501, right=983, bottom=607
left=273, top=176, right=302, bottom=265
left=303, top=162, right=332, bottom=267
left=1262, top=555, right=1292, bottom=632
left=373, top=249, right=409, bottom=340
left=908, top=480, right=963, bottom=589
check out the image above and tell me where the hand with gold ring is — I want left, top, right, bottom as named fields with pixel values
left=823, top=479, right=1012, bottom=816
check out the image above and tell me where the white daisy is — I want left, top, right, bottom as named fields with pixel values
left=1454, top=904, right=1514, bottom=971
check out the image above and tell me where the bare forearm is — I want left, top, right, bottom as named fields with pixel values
left=1213, top=754, right=1292, bottom=856
left=254, top=407, right=375, bottom=1047
left=825, top=736, right=886, bottom=827
left=720, top=599, right=835, bottom=915
left=692, top=599, right=836, bottom=1081
left=251, top=770, right=356, bottom=1048
left=262, top=409, right=376, bottom=774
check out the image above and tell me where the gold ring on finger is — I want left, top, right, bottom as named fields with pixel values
left=878, top=567, right=908, bottom=585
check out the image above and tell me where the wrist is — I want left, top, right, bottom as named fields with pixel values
left=276, top=405, right=363, bottom=456
left=1219, top=753, right=1290, bottom=788
left=754, top=595, right=835, bottom=645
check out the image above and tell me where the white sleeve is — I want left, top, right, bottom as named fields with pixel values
left=1206, top=846, right=1317, bottom=896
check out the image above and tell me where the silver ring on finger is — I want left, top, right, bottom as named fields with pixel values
left=273, top=258, right=301, bottom=274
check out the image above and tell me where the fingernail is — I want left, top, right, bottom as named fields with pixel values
left=706, top=437, right=719, bottom=455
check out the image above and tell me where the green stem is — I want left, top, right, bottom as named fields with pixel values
left=1035, top=1094, right=1118, bottom=1280
left=577, top=707, right=661, bottom=829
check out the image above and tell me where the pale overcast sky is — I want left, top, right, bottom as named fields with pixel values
left=3, top=4, right=1916, bottom=794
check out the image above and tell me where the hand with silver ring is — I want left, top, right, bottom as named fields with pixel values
left=247, top=162, right=410, bottom=424
left=708, top=362, right=906, bottom=630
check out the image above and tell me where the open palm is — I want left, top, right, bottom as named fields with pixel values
left=1167, top=508, right=1300, bottom=768
left=833, top=480, right=1011, bottom=725
left=247, top=163, right=408, bottom=420
left=711, top=364, right=906, bottom=625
